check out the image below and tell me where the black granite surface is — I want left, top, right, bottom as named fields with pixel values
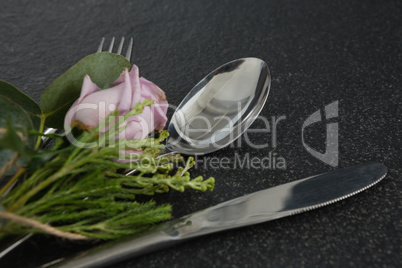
left=0, top=0, right=401, bottom=267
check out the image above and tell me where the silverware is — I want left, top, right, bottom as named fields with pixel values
left=125, top=57, right=271, bottom=174
left=45, top=41, right=272, bottom=158
left=97, top=37, right=133, bottom=59
left=47, top=162, right=387, bottom=268
left=165, top=57, right=270, bottom=155
left=1, top=39, right=271, bottom=259
left=47, top=39, right=272, bottom=164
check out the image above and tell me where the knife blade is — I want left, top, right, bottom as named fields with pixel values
left=48, top=162, right=387, bottom=268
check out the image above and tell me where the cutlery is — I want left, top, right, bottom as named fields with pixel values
left=46, top=37, right=271, bottom=166
left=0, top=38, right=271, bottom=258
left=125, top=56, right=270, bottom=175
left=99, top=39, right=272, bottom=157
left=125, top=56, right=271, bottom=174
left=45, top=39, right=272, bottom=157
left=46, top=162, right=387, bottom=268
left=165, top=57, right=270, bottom=155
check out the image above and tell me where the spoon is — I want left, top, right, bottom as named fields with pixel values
left=125, top=58, right=270, bottom=175
left=165, top=57, right=271, bottom=155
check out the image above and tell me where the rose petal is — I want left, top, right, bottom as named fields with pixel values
left=77, top=75, right=100, bottom=102
left=129, top=65, right=141, bottom=106
left=115, top=69, right=133, bottom=113
left=73, top=86, right=122, bottom=127
left=139, top=77, right=167, bottom=103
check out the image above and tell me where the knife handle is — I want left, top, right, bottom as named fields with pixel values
left=52, top=212, right=207, bottom=268
left=51, top=191, right=280, bottom=268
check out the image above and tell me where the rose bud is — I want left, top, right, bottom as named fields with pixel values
left=64, top=65, right=168, bottom=140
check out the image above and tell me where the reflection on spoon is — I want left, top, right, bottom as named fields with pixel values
left=166, top=57, right=270, bottom=155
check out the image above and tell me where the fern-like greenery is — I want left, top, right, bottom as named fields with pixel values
left=0, top=100, right=214, bottom=240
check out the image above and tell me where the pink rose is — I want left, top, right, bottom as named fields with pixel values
left=64, top=65, right=168, bottom=140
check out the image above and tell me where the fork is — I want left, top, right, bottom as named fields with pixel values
left=97, top=37, right=133, bottom=60
left=0, top=37, right=134, bottom=260
left=41, top=37, right=134, bottom=145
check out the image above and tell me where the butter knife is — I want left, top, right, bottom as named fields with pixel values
left=48, top=162, right=387, bottom=268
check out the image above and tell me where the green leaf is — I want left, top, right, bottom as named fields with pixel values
left=0, top=95, right=35, bottom=179
left=0, top=81, right=42, bottom=131
left=0, top=81, right=42, bottom=117
left=40, top=52, right=131, bottom=129
left=0, top=119, right=28, bottom=156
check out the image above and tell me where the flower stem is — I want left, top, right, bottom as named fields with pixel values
left=0, top=211, right=90, bottom=240
left=0, top=165, right=24, bottom=196
left=34, top=116, right=46, bottom=150
left=0, top=153, right=19, bottom=179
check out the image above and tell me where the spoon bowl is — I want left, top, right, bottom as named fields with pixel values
left=166, top=58, right=270, bottom=155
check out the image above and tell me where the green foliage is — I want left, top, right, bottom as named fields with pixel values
left=0, top=119, right=32, bottom=158
left=0, top=101, right=214, bottom=240
left=0, top=95, right=36, bottom=179
left=0, top=80, right=42, bottom=124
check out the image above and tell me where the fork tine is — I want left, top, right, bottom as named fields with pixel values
left=98, top=37, right=132, bottom=62
left=117, top=37, right=125, bottom=55
left=108, top=37, right=115, bottom=53
left=125, top=38, right=133, bottom=62
left=97, top=37, right=105, bottom=53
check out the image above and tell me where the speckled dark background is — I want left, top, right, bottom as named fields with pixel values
left=0, top=0, right=401, bottom=267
